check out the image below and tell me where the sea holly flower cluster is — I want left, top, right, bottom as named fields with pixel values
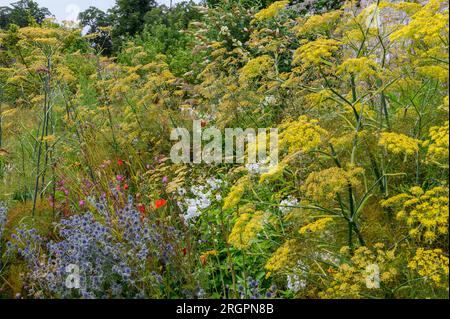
left=237, top=277, right=277, bottom=299
left=6, top=197, right=182, bottom=298
left=0, top=203, right=7, bottom=245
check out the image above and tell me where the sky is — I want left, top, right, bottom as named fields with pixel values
left=0, top=0, right=199, bottom=22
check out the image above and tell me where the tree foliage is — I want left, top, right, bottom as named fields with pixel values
left=0, top=0, right=52, bottom=29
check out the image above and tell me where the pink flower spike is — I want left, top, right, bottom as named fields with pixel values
left=48, top=196, right=54, bottom=208
left=116, top=175, right=124, bottom=182
left=79, top=200, right=86, bottom=207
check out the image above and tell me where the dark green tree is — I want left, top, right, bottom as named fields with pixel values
left=109, top=0, right=157, bottom=44
left=0, top=0, right=52, bottom=29
left=0, top=7, right=12, bottom=29
left=118, top=2, right=202, bottom=77
left=78, top=7, right=113, bottom=55
left=142, top=2, right=202, bottom=52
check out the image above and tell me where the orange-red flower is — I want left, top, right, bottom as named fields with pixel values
left=200, top=255, right=207, bottom=266
left=137, top=204, right=146, bottom=221
left=117, top=159, right=124, bottom=166
left=137, top=203, right=145, bottom=214
left=155, top=199, right=167, bottom=209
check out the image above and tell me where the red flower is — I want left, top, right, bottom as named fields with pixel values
left=117, top=159, right=124, bottom=166
left=155, top=199, right=167, bottom=209
left=123, top=184, right=129, bottom=190
left=182, top=247, right=187, bottom=256
left=137, top=204, right=145, bottom=214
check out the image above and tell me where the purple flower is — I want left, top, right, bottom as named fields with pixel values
left=0, top=203, right=7, bottom=242
left=6, top=196, right=185, bottom=299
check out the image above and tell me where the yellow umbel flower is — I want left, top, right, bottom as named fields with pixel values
left=302, top=167, right=364, bottom=203
left=381, top=1, right=422, bottom=15
left=279, top=115, right=328, bottom=155
left=295, top=10, right=342, bottom=37
left=228, top=211, right=267, bottom=250
left=337, top=57, right=380, bottom=81
left=390, top=0, right=448, bottom=46
left=379, top=132, right=420, bottom=155
left=200, top=250, right=219, bottom=260
left=259, top=162, right=286, bottom=184
left=41, top=135, right=56, bottom=143
left=303, top=89, right=334, bottom=109
left=239, top=55, right=274, bottom=84
left=56, top=66, right=77, bottom=83
left=426, top=121, right=449, bottom=165
left=222, top=176, right=251, bottom=211
left=265, top=239, right=298, bottom=272
left=381, top=186, right=449, bottom=243
left=417, top=65, right=448, bottom=81
left=253, top=1, right=289, bottom=21
left=299, top=217, right=333, bottom=235
left=238, top=203, right=256, bottom=215
left=408, top=248, right=449, bottom=288
left=442, top=96, right=449, bottom=112
left=320, top=244, right=398, bottom=299
left=293, top=38, right=341, bottom=68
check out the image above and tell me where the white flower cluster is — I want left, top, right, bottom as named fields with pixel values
left=245, top=163, right=263, bottom=174
left=245, top=161, right=272, bottom=175
left=178, top=178, right=224, bottom=224
left=219, top=26, right=230, bottom=35
left=287, top=260, right=308, bottom=293
left=279, top=196, right=299, bottom=215
left=263, top=95, right=277, bottom=106
left=287, top=274, right=307, bottom=293
left=315, top=251, right=339, bottom=265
